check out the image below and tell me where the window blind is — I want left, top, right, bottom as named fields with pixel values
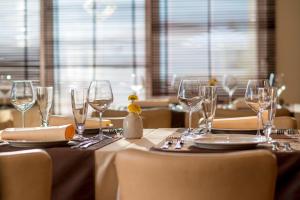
left=52, top=0, right=145, bottom=114
left=0, top=0, right=40, bottom=81
left=150, top=0, right=275, bottom=98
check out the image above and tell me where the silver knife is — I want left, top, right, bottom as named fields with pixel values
left=80, top=140, right=102, bottom=149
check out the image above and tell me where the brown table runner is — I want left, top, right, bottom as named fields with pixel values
left=0, top=133, right=121, bottom=200
left=150, top=129, right=300, bottom=200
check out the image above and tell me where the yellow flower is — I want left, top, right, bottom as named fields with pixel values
left=128, top=103, right=142, bottom=114
left=208, top=78, right=218, bottom=86
left=128, top=94, right=138, bottom=101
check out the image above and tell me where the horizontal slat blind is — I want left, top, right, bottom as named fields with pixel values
left=0, top=0, right=40, bottom=81
left=52, top=0, right=145, bottom=114
left=151, top=0, right=275, bottom=99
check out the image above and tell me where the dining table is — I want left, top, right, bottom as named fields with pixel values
left=1, top=128, right=300, bottom=200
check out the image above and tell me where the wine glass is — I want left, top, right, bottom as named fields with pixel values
left=263, top=87, right=277, bottom=143
left=244, top=79, right=270, bottom=137
left=274, top=73, right=286, bottom=98
left=0, top=74, right=12, bottom=107
left=177, top=79, right=202, bottom=139
left=130, top=74, right=144, bottom=96
left=71, top=88, right=89, bottom=141
left=199, top=86, right=217, bottom=135
left=222, top=75, right=238, bottom=109
left=37, top=86, right=53, bottom=127
left=87, top=80, right=113, bottom=140
left=10, top=80, right=35, bottom=128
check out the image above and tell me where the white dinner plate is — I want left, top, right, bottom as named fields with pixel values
left=6, top=140, right=69, bottom=148
left=194, top=134, right=266, bottom=150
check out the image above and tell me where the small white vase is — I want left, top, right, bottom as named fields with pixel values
left=123, top=112, right=143, bottom=139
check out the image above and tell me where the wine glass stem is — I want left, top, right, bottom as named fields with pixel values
left=205, top=118, right=209, bottom=133
left=41, top=118, right=48, bottom=127
left=188, top=108, right=192, bottom=132
left=229, top=93, right=232, bottom=105
left=98, top=112, right=103, bottom=139
left=21, top=111, right=25, bottom=128
left=257, top=111, right=262, bottom=136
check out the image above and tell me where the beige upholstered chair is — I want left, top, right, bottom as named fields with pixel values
left=0, top=109, right=14, bottom=130
left=115, top=149, right=277, bottom=200
left=0, top=149, right=52, bottom=200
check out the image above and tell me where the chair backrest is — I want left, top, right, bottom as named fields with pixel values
left=115, top=149, right=277, bottom=200
left=0, top=149, right=52, bottom=200
left=274, top=116, right=298, bottom=129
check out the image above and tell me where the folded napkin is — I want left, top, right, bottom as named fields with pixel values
left=49, top=115, right=112, bottom=128
left=0, top=124, right=75, bottom=141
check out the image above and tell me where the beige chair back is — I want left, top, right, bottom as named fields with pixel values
left=0, top=109, right=14, bottom=130
left=0, top=149, right=52, bottom=200
left=115, top=149, right=277, bottom=200
left=274, top=116, right=298, bottom=129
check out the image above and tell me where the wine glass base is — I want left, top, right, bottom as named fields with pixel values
left=182, top=130, right=202, bottom=141
left=73, top=134, right=89, bottom=142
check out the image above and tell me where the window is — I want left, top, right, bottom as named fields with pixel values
left=0, top=0, right=40, bottom=81
left=51, top=0, right=145, bottom=114
left=0, top=0, right=275, bottom=113
left=150, top=0, right=275, bottom=97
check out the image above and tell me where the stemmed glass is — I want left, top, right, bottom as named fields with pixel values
left=222, top=75, right=238, bottom=109
left=10, top=80, right=35, bottom=128
left=263, top=87, right=277, bottom=143
left=87, top=80, right=113, bottom=140
left=274, top=73, right=286, bottom=102
left=199, top=86, right=217, bottom=135
left=130, top=74, right=144, bottom=96
left=37, top=86, right=53, bottom=127
left=0, top=74, right=12, bottom=107
left=244, top=79, right=270, bottom=137
left=177, top=79, right=202, bottom=139
left=71, top=88, right=89, bottom=141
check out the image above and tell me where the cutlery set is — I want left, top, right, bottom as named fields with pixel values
left=271, top=141, right=294, bottom=152
left=161, top=136, right=184, bottom=149
left=71, top=139, right=102, bottom=149
left=274, top=128, right=299, bottom=135
left=70, top=128, right=123, bottom=149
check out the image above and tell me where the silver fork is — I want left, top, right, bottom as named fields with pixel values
left=175, top=137, right=184, bottom=149
left=80, top=140, right=102, bottom=149
left=161, top=137, right=173, bottom=149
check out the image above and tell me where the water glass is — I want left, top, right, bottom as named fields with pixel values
left=87, top=80, right=113, bottom=140
left=263, top=87, right=277, bottom=143
left=37, top=87, right=53, bottom=127
left=10, top=80, right=35, bottom=128
left=199, top=86, right=217, bottom=135
left=71, top=88, right=88, bottom=140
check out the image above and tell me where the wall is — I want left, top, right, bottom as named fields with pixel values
left=276, top=0, right=300, bottom=104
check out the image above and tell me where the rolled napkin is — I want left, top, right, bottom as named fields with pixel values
left=213, top=116, right=261, bottom=130
left=49, top=115, right=112, bottom=128
left=0, top=124, right=75, bottom=141
left=213, top=112, right=268, bottom=130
